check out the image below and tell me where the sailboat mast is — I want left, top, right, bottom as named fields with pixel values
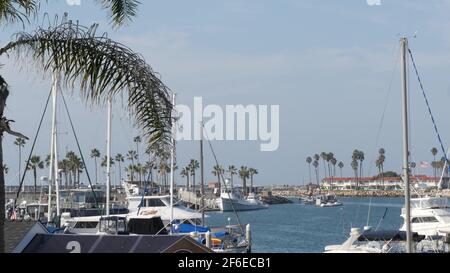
left=106, top=98, right=112, bottom=217
left=47, top=73, right=57, bottom=222
left=200, top=121, right=205, bottom=226
left=169, top=94, right=176, bottom=233
left=400, top=37, right=412, bottom=253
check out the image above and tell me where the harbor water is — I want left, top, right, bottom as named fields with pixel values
left=206, top=197, right=404, bottom=253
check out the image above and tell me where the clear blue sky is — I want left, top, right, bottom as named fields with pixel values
left=2, top=0, right=450, bottom=187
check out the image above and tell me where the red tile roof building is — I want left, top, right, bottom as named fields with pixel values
left=321, top=175, right=440, bottom=190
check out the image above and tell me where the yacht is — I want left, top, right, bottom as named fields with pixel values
left=63, top=194, right=204, bottom=234
left=399, top=196, right=450, bottom=237
left=124, top=182, right=204, bottom=226
left=216, top=188, right=268, bottom=211
left=324, top=227, right=433, bottom=253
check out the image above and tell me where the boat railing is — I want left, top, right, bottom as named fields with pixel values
left=410, top=197, right=448, bottom=209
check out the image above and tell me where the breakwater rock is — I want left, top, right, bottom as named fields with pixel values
left=261, top=195, right=293, bottom=205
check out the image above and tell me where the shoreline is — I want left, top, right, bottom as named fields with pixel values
left=271, top=189, right=450, bottom=198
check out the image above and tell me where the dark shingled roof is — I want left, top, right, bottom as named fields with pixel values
left=22, top=234, right=212, bottom=253
left=5, top=220, right=39, bottom=253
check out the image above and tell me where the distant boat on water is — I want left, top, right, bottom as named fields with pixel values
left=315, top=194, right=343, bottom=207
left=216, top=187, right=268, bottom=211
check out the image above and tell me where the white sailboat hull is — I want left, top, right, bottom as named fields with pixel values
left=217, top=197, right=268, bottom=211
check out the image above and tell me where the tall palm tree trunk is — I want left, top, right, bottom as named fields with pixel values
left=94, top=158, right=98, bottom=184
left=118, top=162, right=122, bottom=183
left=308, top=164, right=311, bottom=184
left=33, top=167, right=37, bottom=201
left=192, top=172, right=196, bottom=193
left=243, top=178, right=247, bottom=196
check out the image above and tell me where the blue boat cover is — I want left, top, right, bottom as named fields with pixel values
left=213, top=231, right=228, bottom=238
left=173, top=224, right=210, bottom=233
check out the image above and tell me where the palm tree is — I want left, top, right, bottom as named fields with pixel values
left=0, top=3, right=173, bottom=254
left=180, top=167, right=190, bottom=190
left=248, top=168, right=258, bottom=194
left=14, top=137, right=26, bottom=189
left=358, top=150, right=365, bottom=179
left=212, top=165, right=224, bottom=193
left=313, top=154, right=320, bottom=181
left=378, top=148, right=386, bottom=189
left=227, top=165, right=238, bottom=188
left=306, top=157, right=312, bottom=184
left=90, top=149, right=101, bottom=184
left=376, top=158, right=382, bottom=189
left=351, top=160, right=359, bottom=190
left=127, top=150, right=138, bottom=182
left=0, top=16, right=174, bottom=255
left=101, top=156, right=115, bottom=183
left=59, top=159, right=70, bottom=188
left=0, top=0, right=141, bottom=27
left=239, top=166, right=250, bottom=196
left=145, top=161, right=155, bottom=183
left=26, top=155, right=44, bottom=200
left=189, top=159, right=200, bottom=192
left=115, top=154, right=125, bottom=184
left=134, top=163, right=143, bottom=185
left=326, top=153, right=334, bottom=178
left=313, top=161, right=319, bottom=185
left=431, top=147, right=438, bottom=178
left=44, top=154, right=51, bottom=168
left=134, top=135, right=142, bottom=163
left=338, top=162, right=344, bottom=178
left=330, top=157, right=337, bottom=190
left=320, top=152, right=328, bottom=179
left=67, top=152, right=84, bottom=188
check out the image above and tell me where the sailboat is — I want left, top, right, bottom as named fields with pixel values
left=324, top=37, right=450, bottom=253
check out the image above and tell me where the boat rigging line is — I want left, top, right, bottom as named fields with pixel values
left=14, top=89, right=52, bottom=207
left=408, top=47, right=448, bottom=188
left=60, top=91, right=100, bottom=211
left=202, top=125, right=245, bottom=235
left=366, top=45, right=401, bottom=228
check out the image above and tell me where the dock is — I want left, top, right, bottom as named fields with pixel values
left=177, top=190, right=220, bottom=211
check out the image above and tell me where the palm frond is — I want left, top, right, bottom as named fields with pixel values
left=0, top=0, right=39, bottom=26
left=97, top=0, right=140, bottom=27
left=0, top=21, right=173, bottom=150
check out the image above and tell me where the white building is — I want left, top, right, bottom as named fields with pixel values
left=321, top=175, right=440, bottom=191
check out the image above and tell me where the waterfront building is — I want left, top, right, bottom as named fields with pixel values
left=322, top=175, right=440, bottom=191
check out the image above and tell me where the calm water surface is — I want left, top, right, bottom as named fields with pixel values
left=205, top=197, right=405, bottom=253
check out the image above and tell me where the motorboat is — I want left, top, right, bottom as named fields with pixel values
left=300, top=196, right=316, bottom=205
left=315, top=194, right=343, bottom=207
left=216, top=188, right=268, bottom=211
left=324, top=227, right=434, bottom=253
left=399, top=196, right=450, bottom=237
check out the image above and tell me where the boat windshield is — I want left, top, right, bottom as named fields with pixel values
left=410, top=198, right=448, bottom=209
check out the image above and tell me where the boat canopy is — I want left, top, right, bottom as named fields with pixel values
left=173, top=224, right=210, bottom=233
left=357, top=230, right=425, bottom=242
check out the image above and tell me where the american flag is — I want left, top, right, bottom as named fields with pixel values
left=419, top=161, right=431, bottom=168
